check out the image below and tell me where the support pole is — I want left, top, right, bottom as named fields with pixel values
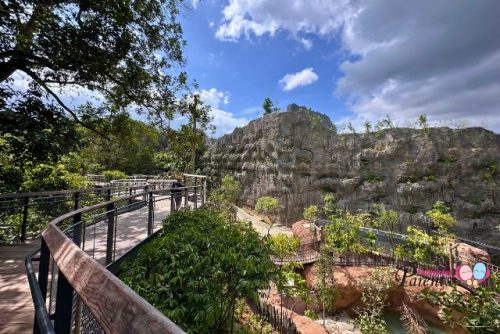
left=148, top=192, right=154, bottom=235
left=105, top=202, right=115, bottom=265
left=21, top=196, right=29, bottom=242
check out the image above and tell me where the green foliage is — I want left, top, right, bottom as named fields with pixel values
left=1, top=0, right=188, bottom=127
left=364, top=173, right=382, bottom=184
left=102, top=170, right=128, bottom=182
left=255, top=196, right=279, bottom=216
left=423, top=175, right=436, bottom=182
left=364, top=120, right=372, bottom=134
left=154, top=151, right=185, bottom=174
left=438, top=155, right=458, bottom=164
left=374, top=115, right=393, bottom=138
left=324, top=212, right=373, bottom=254
left=77, top=114, right=161, bottom=175
left=323, top=193, right=341, bottom=218
left=315, top=247, right=339, bottom=317
left=425, top=201, right=455, bottom=233
left=268, top=234, right=300, bottom=261
left=482, top=161, right=498, bottom=183
left=262, top=97, right=279, bottom=115
left=303, top=205, right=319, bottom=222
left=210, top=176, right=241, bottom=205
left=394, top=226, right=451, bottom=262
left=121, top=208, right=275, bottom=334
left=355, top=268, right=395, bottom=334
left=21, top=164, right=89, bottom=192
left=418, top=114, right=428, bottom=134
left=420, top=272, right=500, bottom=333
left=304, top=309, right=319, bottom=320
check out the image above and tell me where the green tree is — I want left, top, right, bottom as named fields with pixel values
left=425, top=201, right=456, bottom=233
left=355, top=268, right=395, bottom=334
left=262, top=97, right=279, bottom=115
left=0, top=0, right=188, bottom=130
left=323, top=193, right=341, bottom=218
left=418, top=114, right=428, bottom=134
left=364, top=120, right=372, bottom=134
left=177, top=93, right=213, bottom=173
left=347, top=122, right=356, bottom=134
left=76, top=114, right=160, bottom=174
left=210, top=175, right=241, bottom=205
left=315, top=247, right=339, bottom=322
left=303, top=205, right=319, bottom=222
left=121, top=208, right=275, bottom=333
left=255, top=196, right=280, bottom=230
left=373, top=204, right=398, bottom=254
left=324, top=212, right=372, bottom=254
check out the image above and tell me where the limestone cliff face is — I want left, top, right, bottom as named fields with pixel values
left=204, top=104, right=500, bottom=245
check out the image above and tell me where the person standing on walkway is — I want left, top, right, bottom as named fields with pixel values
left=172, top=175, right=184, bottom=210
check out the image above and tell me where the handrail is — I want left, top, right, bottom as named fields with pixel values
left=0, top=185, right=146, bottom=200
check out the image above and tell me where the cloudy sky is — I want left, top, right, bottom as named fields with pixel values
left=181, top=0, right=500, bottom=136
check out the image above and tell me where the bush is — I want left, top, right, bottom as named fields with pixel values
left=102, top=169, right=128, bottom=182
left=21, top=163, right=89, bottom=192
left=120, top=208, right=276, bottom=333
left=303, top=205, right=319, bottom=222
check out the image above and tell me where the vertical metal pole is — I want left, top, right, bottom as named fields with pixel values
left=73, top=212, right=82, bottom=248
left=105, top=202, right=115, bottom=265
left=184, top=187, right=188, bottom=209
left=194, top=178, right=198, bottom=209
left=128, top=187, right=132, bottom=205
left=148, top=192, right=154, bottom=235
left=21, top=197, right=29, bottom=242
left=33, top=239, right=50, bottom=334
left=73, top=192, right=79, bottom=211
left=53, top=271, right=73, bottom=334
left=203, top=178, right=207, bottom=206
left=106, top=189, right=112, bottom=201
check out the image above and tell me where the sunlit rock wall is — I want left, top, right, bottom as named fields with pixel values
left=203, top=104, right=500, bottom=246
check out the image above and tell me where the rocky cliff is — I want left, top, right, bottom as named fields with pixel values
left=204, top=104, right=500, bottom=245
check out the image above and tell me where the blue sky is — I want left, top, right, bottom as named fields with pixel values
left=180, top=1, right=350, bottom=135
left=176, top=0, right=500, bottom=137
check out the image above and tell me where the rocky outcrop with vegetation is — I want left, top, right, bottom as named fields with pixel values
left=204, top=104, right=500, bottom=245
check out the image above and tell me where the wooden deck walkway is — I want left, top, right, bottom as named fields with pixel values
left=0, top=195, right=175, bottom=334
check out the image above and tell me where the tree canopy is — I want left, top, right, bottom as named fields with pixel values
left=0, top=0, right=189, bottom=128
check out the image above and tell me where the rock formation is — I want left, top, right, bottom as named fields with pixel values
left=204, top=104, right=500, bottom=245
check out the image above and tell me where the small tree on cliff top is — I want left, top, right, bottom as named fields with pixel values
left=256, top=196, right=279, bottom=229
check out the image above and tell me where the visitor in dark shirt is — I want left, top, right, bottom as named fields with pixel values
left=172, top=176, right=184, bottom=210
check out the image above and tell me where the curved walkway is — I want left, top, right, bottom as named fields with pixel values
left=0, top=195, right=177, bottom=334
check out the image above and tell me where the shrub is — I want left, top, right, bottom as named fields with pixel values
left=102, top=169, right=128, bottom=182
left=303, top=205, right=319, bottom=222
left=21, top=163, right=89, bottom=192
left=120, top=208, right=276, bottom=333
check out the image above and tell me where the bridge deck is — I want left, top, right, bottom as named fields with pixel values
left=0, top=195, right=178, bottom=334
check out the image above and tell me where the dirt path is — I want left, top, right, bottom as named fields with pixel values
left=236, top=207, right=292, bottom=237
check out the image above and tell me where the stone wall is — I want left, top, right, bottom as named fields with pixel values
left=203, top=104, right=500, bottom=245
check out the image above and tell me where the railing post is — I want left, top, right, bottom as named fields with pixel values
left=184, top=187, right=188, bottom=209
left=105, top=202, right=115, bottom=265
left=194, top=179, right=198, bottom=209
left=73, top=212, right=82, bottom=248
left=106, top=189, right=112, bottom=201
left=21, top=196, right=29, bottom=242
left=202, top=178, right=206, bottom=206
left=148, top=192, right=154, bottom=236
left=53, top=272, right=73, bottom=333
left=128, top=187, right=132, bottom=205
left=32, top=239, right=51, bottom=334
left=73, top=192, right=79, bottom=211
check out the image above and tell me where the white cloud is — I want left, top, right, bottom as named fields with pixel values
left=216, top=0, right=500, bottom=132
left=197, top=88, right=249, bottom=137
left=279, top=68, right=318, bottom=91
left=197, top=88, right=230, bottom=108
left=300, top=38, right=313, bottom=50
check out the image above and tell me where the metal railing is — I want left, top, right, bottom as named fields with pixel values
left=26, top=175, right=206, bottom=333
